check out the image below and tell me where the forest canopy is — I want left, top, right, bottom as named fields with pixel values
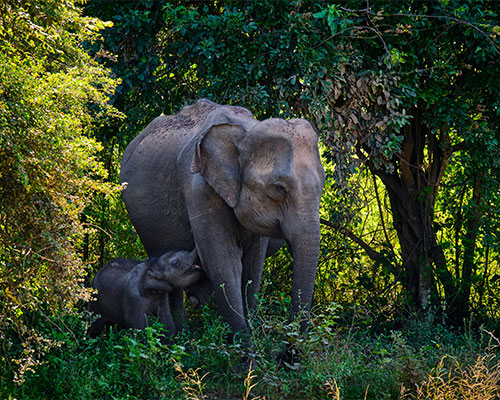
left=1, top=0, right=500, bottom=396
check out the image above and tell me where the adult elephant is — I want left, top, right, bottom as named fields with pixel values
left=120, top=99, right=325, bottom=339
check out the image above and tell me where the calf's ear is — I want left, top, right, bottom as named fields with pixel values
left=140, top=267, right=173, bottom=297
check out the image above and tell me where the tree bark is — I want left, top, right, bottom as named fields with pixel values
left=367, top=106, right=456, bottom=314
left=383, top=180, right=435, bottom=310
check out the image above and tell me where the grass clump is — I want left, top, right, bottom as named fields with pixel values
left=403, top=333, right=500, bottom=400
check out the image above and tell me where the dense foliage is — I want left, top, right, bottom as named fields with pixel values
left=80, top=0, right=165, bottom=267
left=2, top=303, right=499, bottom=400
left=0, top=0, right=118, bottom=382
left=1, top=0, right=500, bottom=397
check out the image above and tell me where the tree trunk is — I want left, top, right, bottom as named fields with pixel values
left=368, top=106, right=458, bottom=314
left=384, top=181, right=435, bottom=310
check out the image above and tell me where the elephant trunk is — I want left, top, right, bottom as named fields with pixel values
left=189, top=248, right=199, bottom=265
left=282, top=213, right=321, bottom=331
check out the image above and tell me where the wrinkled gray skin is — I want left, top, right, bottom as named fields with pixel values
left=120, top=99, right=325, bottom=339
left=88, top=249, right=200, bottom=337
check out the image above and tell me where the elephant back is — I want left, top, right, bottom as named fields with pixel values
left=121, top=99, right=218, bottom=168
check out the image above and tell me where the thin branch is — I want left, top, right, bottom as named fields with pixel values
left=375, top=270, right=404, bottom=298
left=37, top=308, right=79, bottom=346
left=82, top=222, right=114, bottom=239
left=320, top=218, right=382, bottom=262
left=365, top=0, right=389, bottom=54
left=340, top=6, right=371, bottom=13
left=370, top=11, right=500, bottom=56
left=313, top=26, right=389, bottom=54
left=340, top=7, right=500, bottom=57
left=397, top=53, right=454, bottom=75
left=373, top=174, right=391, bottom=245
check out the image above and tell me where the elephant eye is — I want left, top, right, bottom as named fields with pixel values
left=269, top=181, right=288, bottom=199
left=275, top=184, right=287, bottom=195
left=170, top=258, right=181, bottom=268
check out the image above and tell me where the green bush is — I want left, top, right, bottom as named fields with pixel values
left=3, top=297, right=498, bottom=400
left=0, top=0, right=120, bottom=383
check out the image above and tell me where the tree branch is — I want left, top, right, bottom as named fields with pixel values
left=320, top=218, right=382, bottom=262
left=373, top=174, right=391, bottom=245
left=340, top=7, right=500, bottom=56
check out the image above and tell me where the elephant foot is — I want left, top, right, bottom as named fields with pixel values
left=87, top=317, right=108, bottom=338
left=158, top=331, right=174, bottom=346
left=276, top=343, right=300, bottom=368
left=233, top=353, right=258, bottom=376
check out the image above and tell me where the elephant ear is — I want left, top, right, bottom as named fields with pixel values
left=140, top=263, right=173, bottom=297
left=191, top=107, right=255, bottom=208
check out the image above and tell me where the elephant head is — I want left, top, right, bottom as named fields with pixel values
left=141, top=249, right=201, bottom=295
left=190, top=107, right=325, bottom=316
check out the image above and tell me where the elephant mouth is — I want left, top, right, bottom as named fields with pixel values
left=255, top=222, right=283, bottom=239
left=234, top=204, right=284, bottom=238
left=242, top=215, right=283, bottom=238
left=148, top=272, right=163, bottom=281
left=261, top=229, right=283, bottom=240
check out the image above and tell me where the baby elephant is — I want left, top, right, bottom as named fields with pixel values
left=88, top=249, right=201, bottom=338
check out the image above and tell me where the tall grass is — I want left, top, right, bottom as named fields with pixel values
left=403, top=332, right=500, bottom=400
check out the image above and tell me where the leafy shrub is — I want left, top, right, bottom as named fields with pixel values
left=2, top=300, right=499, bottom=400
left=0, top=0, right=119, bottom=383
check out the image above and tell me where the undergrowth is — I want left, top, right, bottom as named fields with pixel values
left=1, top=298, right=499, bottom=400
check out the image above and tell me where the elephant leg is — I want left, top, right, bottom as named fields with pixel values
left=168, top=288, right=186, bottom=334
left=125, top=312, right=148, bottom=330
left=123, top=299, right=149, bottom=330
left=241, top=236, right=268, bottom=316
left=185, top=271, right=213, bottom=308
left=157, top=296, right=176, bottom=341
left=186, top=177, right=250, bottom=339
left=204, top=247, right=248, bottom=335
left=88, top=317, right=107, bottom=338
left=191, top=221, right=248, bottom=336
